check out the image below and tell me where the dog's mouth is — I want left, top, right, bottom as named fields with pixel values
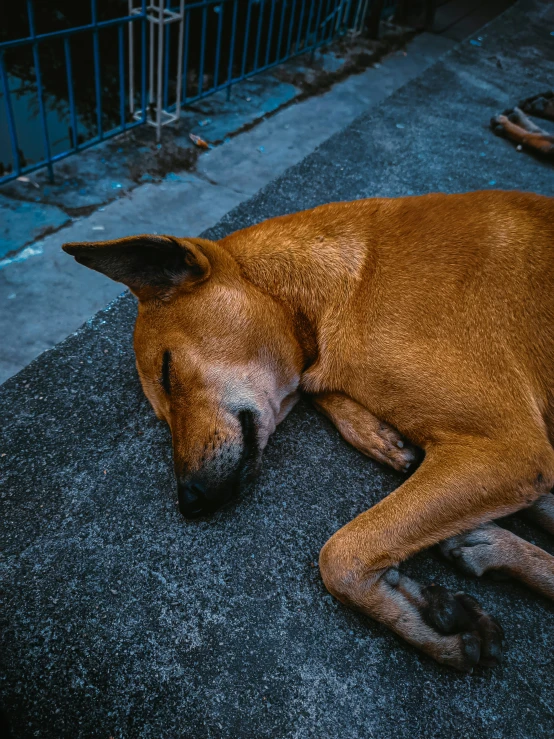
left=236, top=408, right=261, bottom=489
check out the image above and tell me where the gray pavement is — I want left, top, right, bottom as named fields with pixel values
left=2, top=1, right=554, bottom=737
left=0, top=32, right=453, bottom=385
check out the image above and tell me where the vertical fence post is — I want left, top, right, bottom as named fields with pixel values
left=91, top=0, right=103, bottom=142
left=129, top=0, right=135, bottom=116
left=156, top=0, right=164, bottom=140
left=174, top=0, right=185, bottom=118
left=0, top=51, right=21, bottom=176
left=27, top=0, right=54, bottom=181
left=127, top=0, right=184, bottom=138
left=226, top=0, right=238, bottom=101
left=141, top=0, right=147, bottom=122
left=64, top=38, right=78, bottom=149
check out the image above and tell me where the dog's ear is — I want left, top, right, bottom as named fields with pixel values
left=62, top=234, right=211, bottom=300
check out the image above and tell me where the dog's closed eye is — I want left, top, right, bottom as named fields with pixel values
left=161, top=350, right=171, bottom=394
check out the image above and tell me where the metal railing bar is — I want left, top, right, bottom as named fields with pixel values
left=0, top=51, right=21, bottom=176
left=321, top=0, right=333, bottom=34
left=305, top=0, right=316, bottom=52
left=182, top=8, right=190, bottom=102
left=342, top=0, right=354, bottom=31
left=156, top=0, right=164, bottom=138
left=63, top=38, right=78, bottom=150
left=128, top=0, right=135, bottom=115
left=311, top=0, right=325, bottom=59
left=296, top=0, right=307, bottom=52
left=240, top=0, right=253, bottom=78
left=163, top=0, right=171, bottom=109
left=265, top=0, right=277, bottom=67
left=27, top=0, right=53, bottom=180
left=171, top=0, right=233, bottom=11
left=285, top=0, right=298, bottom=60
left=325, top=0, right=340, bottom=42
left=213, top=3, right=224, bottom=89
left=0, top=14, right=146, bottom=51
left=276, top=0, right=287, bottom=62
left=253, top=0, right=265, bottom=72
left=149, top=6, right=155, bottom=103
left=174, top=0, right=185, bottom=117
left=91, top=0, right=103, bottom=140
left=198, top=5, right=208, bottom=97
left=140, top=0, right=147, bottom=120
left=225, top=0, right=238, bottom=99
left=118, top=24, right=126, bottom=130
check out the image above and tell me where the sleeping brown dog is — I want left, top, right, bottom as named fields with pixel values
left=63, top=190, right=554, bottom=672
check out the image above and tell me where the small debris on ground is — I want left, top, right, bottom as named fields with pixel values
left=16, top=176, right=39, bottom=188
left=189, top=133, right=210, bottom=149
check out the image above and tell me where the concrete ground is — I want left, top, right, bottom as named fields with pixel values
left=0, top=31, right=454, bottom=385
left=2, top=0, right=554, bottom=737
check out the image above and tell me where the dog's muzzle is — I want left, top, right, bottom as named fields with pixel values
left=176, top=410, right=259, bottom=519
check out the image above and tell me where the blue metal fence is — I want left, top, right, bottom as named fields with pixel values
left=0, top=0, right=397, bottom=186
left=0, top=1, right=148, bottom=184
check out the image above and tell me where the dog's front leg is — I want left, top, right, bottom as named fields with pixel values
left=319, top=437, right=554, bottom=671
left=312, top=392, right=419, bottom=472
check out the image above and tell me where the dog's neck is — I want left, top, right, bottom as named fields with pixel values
left=218, top=206, right=373, bottom=379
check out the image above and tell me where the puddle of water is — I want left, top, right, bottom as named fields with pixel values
left=0, top=75, right=93, bottom=173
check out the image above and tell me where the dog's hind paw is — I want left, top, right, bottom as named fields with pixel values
left=439, top=524, right=511, bottom=578
left=422, top=584, right=504, bottom=670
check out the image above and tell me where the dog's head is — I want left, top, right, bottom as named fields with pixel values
left=63, top=235, right=303, bottom=518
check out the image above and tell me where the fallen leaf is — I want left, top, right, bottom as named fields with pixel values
left=189, top=133, right=210, bottom=149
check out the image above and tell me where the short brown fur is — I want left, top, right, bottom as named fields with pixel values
left=63, top=190, right=554, bottom=671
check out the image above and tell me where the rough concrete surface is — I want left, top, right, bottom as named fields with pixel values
left=2, top=1, right=554, bottom=737
left=0, top=32, right=453, bottom=385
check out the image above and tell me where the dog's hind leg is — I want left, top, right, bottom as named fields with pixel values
left=312, top=392, right=419, bottom=473
left=319, top=434, right=554, bottom=671
left=440, top=522, right=554, bottom=600
left=521, top=492, right=554, bottom=535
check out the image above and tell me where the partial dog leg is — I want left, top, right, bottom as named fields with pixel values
left=319, top=437, right=554, bottom=671
left=491, top=108, right=554, bottom=156
left=521, top=492, right=554, bottom=535
left=506, top=106, right=545, bottom=132
left=312, top=392, right=419, bottom=473
left=519, top=91, right=554, bottom=121
left=440, top=523, right=554, bottom=600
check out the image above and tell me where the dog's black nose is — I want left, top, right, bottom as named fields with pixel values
left=177, top=478, right=208, bottom=518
